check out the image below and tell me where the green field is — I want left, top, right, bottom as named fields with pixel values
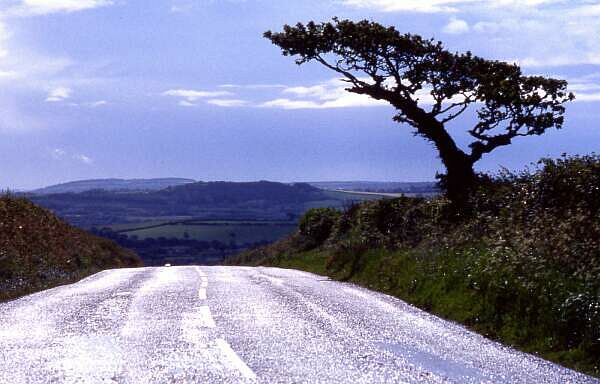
left=117, top=221, right=297, bottom=244
left=321, top=190, right=389, bottom=201
left=321, top=190, right=438, bottom=201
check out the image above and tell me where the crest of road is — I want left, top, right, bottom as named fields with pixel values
left=0, top=266, right=597, bottom=383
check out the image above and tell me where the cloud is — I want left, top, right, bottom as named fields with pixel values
left=341, top=0, right=479, bottom=13
left=0, top=55, right=74, bottom=84
left=45, top=86, right=71, bottom=102
left=0, top=20, right=10, bottom=59
left=49, top=148, right=93, bottom=164
left=443, top=18, right=469, bottom=34
left=206, top=99, right=248, bottom=107
left=449, top=2, right=600, bottom=68
left=43, top=99, right=109, bottom=108
left=9, top=0, right=114, bottom=16
left=0, top=70, right=18, bottom=78
left=283, top=85, right=331, bottom=98
left=472, top=20, right=502, bottom=33
left=169, top=0, right=247, bottom=14
left=165, top=80, right=393, bottom=110
left=0, top=18, right=75, bottom=91
left=163, top=89, right=250, bottom=108
left=341, top=1, right=600, bottom=67
left=567, top=73, right=600, bottom=102
left=260, top=99, right=322, bottom=109
left=219, top=83, right=287, bottom=90
left=178, top=100, right=196, bottom=107
left=574, top=93, right=600, bottom=102
left=163, top=89, right=233, bottom=104
left=0, top=4, right=103, bottom=119
left=85, top=100, right=108, bottom=107
left=73, top=153, right=93, bottom=164
left=341, top=0, right=570, bottom=13
left=0, top=96, right=44, bottom=133
left=518, top=56, right=600, bottom=67
left=260, top=79, right=389, bottom=109
left=170, top=1, right=194, bottom=13
left=51, top=148, right=66, bottom=159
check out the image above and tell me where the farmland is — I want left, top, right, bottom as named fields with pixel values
left=111, top=220, right=297, bottom=244
left=26, top=180, right=424, bottom=265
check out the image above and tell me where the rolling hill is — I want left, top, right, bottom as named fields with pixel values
left=27, top=181, right=345, bottom=228
left=24, top=180, right=392, bottom=266
left=31, top=178, right=196, bottom=194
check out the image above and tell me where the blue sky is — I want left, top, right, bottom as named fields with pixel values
left=1, top=0, right=599, bottom=189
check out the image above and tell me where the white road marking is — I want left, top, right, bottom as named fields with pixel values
left=199, top=306, right=216, bottom=328
left=182, top=306, right=216, bottom=331
left=215, top=338, right=257, bottom=381
left=196, top=267, right=209, bottom=299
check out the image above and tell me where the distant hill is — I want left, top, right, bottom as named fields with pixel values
left=28, top=181, right=343, bottom=228
left=161, top=181, right=326, bottom=204
left=0, top=197, right=142, bottom=301
left=25, top=180, right=396, bottom=267
left=31, top=178, right=196, bottom=194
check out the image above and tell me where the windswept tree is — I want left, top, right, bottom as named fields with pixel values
left=265, top=19, right=574, bottom=204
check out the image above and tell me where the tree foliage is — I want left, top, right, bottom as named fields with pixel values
left=265, top=19, right=574, bottom=202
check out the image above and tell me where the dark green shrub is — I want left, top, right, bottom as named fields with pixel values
left=298, top=208, right=341, bottom=249
left=559, top=293, right=600, bottom=349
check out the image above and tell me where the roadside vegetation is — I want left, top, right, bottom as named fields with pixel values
left=0, top=196, right=142, bottom=302
left=229, top=155, right=600, bottom=377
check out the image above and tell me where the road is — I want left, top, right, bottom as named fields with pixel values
left=0, top=266, right=596, bottom=384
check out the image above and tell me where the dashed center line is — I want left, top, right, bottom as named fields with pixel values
left=215, top=338, right=257, bottom=381
left=198, top=288, right=207, bottom=300
left=195, top=267, right=207, bottom=277
left=196, top=267, right=208, bottom=299
left=193, top=267, right=257, bottom=381
left=199, top=306, right=216, bottom=328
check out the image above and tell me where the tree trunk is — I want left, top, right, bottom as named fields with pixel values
left=406, top=109, right=478, bottom=207
left=358, top=90, right=479, bottom=208
left=441, top=154, right=477, bottom=209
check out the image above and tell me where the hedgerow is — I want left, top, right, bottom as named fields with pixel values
left=230, top=154, right=600, bottom=376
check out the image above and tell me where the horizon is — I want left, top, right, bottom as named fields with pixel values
left=23, top=177, right=439, bottom=192
left=2, top=0, right=600, bottom=189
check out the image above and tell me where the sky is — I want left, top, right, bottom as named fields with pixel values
left=1, top=0, right=600, bottom=190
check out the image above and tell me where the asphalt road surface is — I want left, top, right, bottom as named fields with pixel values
left=0, top=266, right=597, bottom=383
